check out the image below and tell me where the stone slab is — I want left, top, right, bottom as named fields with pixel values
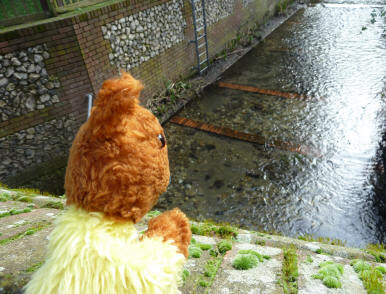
left=209, top=243, right=283, bottom=294
left=298, top=252, right=366, bottom=294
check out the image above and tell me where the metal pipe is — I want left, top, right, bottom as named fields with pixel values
left=86, top=93, right=93, bottom=119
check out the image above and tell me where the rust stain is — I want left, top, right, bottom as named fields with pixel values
left=217, top=81, right=305, bottom=100
left=169, top=116, right=320, bottom=157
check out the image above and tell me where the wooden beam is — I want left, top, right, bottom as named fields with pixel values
left=169, top=116, right=320, bottom=157
left=217, top=81, right=305, bottom=100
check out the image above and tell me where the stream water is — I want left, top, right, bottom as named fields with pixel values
left=156, top=2, right=386, bottom=247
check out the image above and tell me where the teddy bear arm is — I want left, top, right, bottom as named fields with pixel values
left=144, top=208, right=191, bottom=258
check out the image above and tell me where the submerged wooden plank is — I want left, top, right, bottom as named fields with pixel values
left=217, top=81, right=305, bottom=100
left=169, top=116, right=320, bottom=157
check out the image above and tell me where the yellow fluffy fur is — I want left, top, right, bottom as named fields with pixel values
left=24, top=206, right=185, bottom=294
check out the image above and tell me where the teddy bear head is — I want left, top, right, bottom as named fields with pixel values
left=64, top=72, right=170, bottom=223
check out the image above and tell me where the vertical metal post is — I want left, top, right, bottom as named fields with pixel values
left=201, top=0, right=209, bottom=72
left=191, top=0, right=201, bottom=73
left=86, top=94, right=93, bottom=119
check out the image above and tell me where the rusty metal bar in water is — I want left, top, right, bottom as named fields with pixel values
left=217, top=81, right=305, bottom=100
left=169, top=116, right=320, bottom=157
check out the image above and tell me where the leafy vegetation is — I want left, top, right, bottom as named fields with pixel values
left=146, top=80, right=191, bottom=119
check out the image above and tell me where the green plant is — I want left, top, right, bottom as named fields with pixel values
left=218, top=240, right=232, bottom=254
left=42, top=201, right=64, bottom=210
left=0, top=193, right=11, bottom=202
left=189, top=245, right=203, bottom=258
left=351, top=259, right=385, bottom=294
left=147, top=210, right=161, bottom=218
left=190, top=222, right=238, bottom=239
left=233, top=253, right=259, bottom=270
left=281, top=247, right=298, bottom=294
left=366, top=243, right=386, bottom=263
left=238, top=249, right=270, bottom=261
left=306, top=255, right=313, bottom=263
left=312, top=261, right=343, bottom=288
left=182, top=269, right=189, bottom=282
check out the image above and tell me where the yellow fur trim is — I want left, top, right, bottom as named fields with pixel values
left=24, top=206, right=185, bottom=294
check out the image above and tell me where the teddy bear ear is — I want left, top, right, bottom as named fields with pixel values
left=95, top=71, right=144, bottom=111
left=119, top=71, right=144, bottom=103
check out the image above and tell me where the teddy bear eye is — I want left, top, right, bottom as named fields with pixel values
left=158, top=134, right=166, bottom=148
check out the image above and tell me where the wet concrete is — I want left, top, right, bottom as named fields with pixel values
left=157, top=1, right=386, bottom=247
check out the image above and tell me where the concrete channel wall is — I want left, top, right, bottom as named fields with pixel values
left=0, top=0, right=280, bottom=187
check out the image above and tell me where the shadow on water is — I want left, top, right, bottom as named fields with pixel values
left=156, top=3, right=386, bottom=247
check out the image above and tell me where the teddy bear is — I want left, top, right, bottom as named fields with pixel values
left=24, top=72, right=192, bottom=294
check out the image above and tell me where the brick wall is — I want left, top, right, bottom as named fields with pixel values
left=0, top=0, right=279, bottom=188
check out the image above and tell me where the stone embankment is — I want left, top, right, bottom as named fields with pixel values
left=0, top=188, right=385, bottom=294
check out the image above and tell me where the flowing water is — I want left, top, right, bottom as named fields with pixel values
left=156, top=2, right=386, bottom=247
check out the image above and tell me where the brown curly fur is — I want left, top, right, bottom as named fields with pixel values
left=144, top=208, right=192, bottom=257
left=64, top=72, right=191, bottom=256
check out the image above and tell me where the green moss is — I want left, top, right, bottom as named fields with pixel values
left=256, top=240, right=266, bottom=246
left=16, top=195, right=32, bottom=203
left=312, top=261, right=343, bottom=289
left=190, top=222, right=238, bottom=239
left=351, top=259, right=371, bottom=273
left=147, top=210, right=161, bottom=218
left=182, top=269, right=189, bottom=282
left=42, top=201, right=64, bottom=210
left=209, top=248, right=218, bottom=257
left=359, top=267, right=385, bottom=294
left=281, top=247, right=298, bottom=294
left=189, top=245, right=203, bottom=258
left=366, top=244, right=386, bottom=263
left=0, top=223, right=48, bottom=245
left=238, top=249, right=271, bottom=262
left=24, top=262, right=43, bottom=273
left=322, top=276, right=341, bottom=288
left=198, top=243, right=212, bottom=251
left=298, top=234, right=346, bottom=247
left=306, top=255, right=313, bottom=263
left=0, top=193, right=11, bottom=202
left=352, top=259, right=385, bottom=293
left=232, top=254, right=259, bottom=270
left=375, top=266, right=386, bottom=274
left=218, top=240, right=232, bottom=254
left=204, top=258, right=221, bottom=277
left=0, top=208, right=32, bottom=218
left=199, top=279, right=209, bottom=287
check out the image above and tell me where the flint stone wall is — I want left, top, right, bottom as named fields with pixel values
left=0, top=45, right=61, bottom=122
left=0, top=0, right=280, bottom=192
